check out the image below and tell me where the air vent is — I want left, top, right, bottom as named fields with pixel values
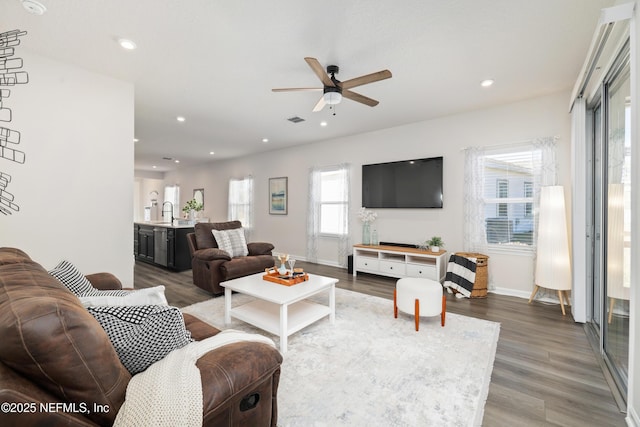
left=162, top=157, right=173, bottom=161
left=287, top=116, right=305, bottom=123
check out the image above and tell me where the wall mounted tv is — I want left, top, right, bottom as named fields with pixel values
left=362, top=156, right=443, bottom=208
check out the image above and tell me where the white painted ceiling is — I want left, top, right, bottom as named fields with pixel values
left=1, top=0, right=614, bottom=172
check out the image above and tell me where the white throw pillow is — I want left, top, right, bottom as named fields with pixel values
left=79, top=286, right=168, bottom=308
left=211, top=228, right=249, bottom=258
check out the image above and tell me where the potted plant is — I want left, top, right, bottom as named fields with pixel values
left=426, top=236, right=444, bottom=252
left=182, top=199, right=204, bottom=219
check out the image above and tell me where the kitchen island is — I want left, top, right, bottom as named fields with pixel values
left=134, top=221, right=194, bottom=271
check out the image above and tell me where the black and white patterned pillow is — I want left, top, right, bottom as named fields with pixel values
left=48, top=260, right=129, bottom=297
left=87, top=305, right=193, bottom=374
left=211, top=228, right=248, bottom=257
left=48, top=260, right=95, bottom=295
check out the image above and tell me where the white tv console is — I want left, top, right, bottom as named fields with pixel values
left=352, top=244, right=448, bottom=283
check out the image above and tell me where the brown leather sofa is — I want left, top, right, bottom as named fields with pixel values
left=0, top=247, right=283, bottom=427
left=187, top=221, right=275, bottom=296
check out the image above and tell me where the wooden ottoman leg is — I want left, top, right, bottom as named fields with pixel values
left=441, top=294, right=446, bottom=327
left=394, top=289, right=398, bottom=318
left=414, top=298, right=420, bottom=331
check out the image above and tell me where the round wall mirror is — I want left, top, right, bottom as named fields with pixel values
left=193, top=188, right=204, bottom=207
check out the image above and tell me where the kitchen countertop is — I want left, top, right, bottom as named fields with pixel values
left=134, top=221, right=196, bottom=229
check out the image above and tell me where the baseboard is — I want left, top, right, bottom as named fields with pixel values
left=488, top=287, right=531, bottom=300
left=627, top=405, right=639, bottom=426
left=277, top=257, right=576, bottom=311
left=272, top=252, right=344, bottom=269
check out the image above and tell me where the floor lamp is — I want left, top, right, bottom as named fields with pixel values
left=529, top=186, right=572, bottom=315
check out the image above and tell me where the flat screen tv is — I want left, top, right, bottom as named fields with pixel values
left=362, top=156, right=443, bottom=208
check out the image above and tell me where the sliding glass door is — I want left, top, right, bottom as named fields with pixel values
left=588, top=45, right=630, bottom=402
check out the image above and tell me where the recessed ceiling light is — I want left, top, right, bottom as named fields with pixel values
left=480, top=79, right=494, bottom=87
left=22, top=0, right=46, bottom=15
left=152, top=165, right=157, bottom=169
left=118, top=38, right=137, bottom=50
left=209, top=151, right=215, bottom=155
left=133, top=138, right=139, bottom=142
left=174, top=159, right=180, bottom=163
left=176, top=116, right=186, bottom=122
left=262, top=138, right=269, bottom=143
left=320, top=121, right=328, bottom=127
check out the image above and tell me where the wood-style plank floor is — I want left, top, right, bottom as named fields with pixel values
left=134, top=260, right=626, bottom=426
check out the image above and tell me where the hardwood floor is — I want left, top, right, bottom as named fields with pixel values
left=134, top=260, right=627, bottom=426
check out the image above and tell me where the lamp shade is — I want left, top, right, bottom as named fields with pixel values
left=323, top=91, right=342, bottom=105
left=606, top=183, right=629, bottom=300
left=534, top=186, right=571, bottom=290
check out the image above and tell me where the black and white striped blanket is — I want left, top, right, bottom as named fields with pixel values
left=443, top=254, right=477, bottom=298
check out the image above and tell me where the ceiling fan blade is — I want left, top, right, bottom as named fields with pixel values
left=341, top=70, right=392, bottom=90
left=312, top=96, right=326, bottom=112
left=272, top=87, right=323, bottom=92
left=305, top=57, right=335, bottom=87
left=343, top=89, right=379, bottom=107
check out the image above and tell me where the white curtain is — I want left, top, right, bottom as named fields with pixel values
left=531, top=137, right=558, bottom=249
left=306, top=164, right=351, bottom=267
left=463, top=147, right=487, bottom=253
left=307, top=168, right=321, bottom=263
left=463, top=137, right=557, bottom=254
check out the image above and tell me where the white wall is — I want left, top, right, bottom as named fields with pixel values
left=1, top=52, right=135, bottom=284
left=158, top=90, right=572, bottom=297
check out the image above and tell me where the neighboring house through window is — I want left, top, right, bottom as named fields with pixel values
left=463, top=138, right=556, bottom=254
left=496, top=179, right=508, bottom=217
left=484, top=150, right=538, bottom=247
left=524, top=181, right=533, bottom=217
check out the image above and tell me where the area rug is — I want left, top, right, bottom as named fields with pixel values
left=182, top=288, right=500, bottom=427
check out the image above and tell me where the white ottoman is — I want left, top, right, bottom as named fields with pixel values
left=394, top=278, right=446, bottom=331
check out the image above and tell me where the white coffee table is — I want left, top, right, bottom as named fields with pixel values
left=220, top=272, right=336, bottom=353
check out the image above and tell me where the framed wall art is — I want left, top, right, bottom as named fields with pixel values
left=269, top=177, right=287, bottom=215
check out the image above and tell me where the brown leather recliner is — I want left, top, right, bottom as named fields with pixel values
left=0, top=247, right=283, bottom=427
left=187, top=221, right=275, bottom=296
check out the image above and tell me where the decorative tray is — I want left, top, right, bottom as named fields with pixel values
left=263, top=268, right=309, bottom=286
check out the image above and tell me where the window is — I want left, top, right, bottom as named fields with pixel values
left=307, top=164, right=351, bottom=266
left=228, top=177, right=253, bottom=228
left=163, top=185, right=180, bottom=219
left=318, top=168, right=349, bottom=235
left=483, top=149, right=541, bottom=247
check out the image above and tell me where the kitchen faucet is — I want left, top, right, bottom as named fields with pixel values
left=161, top=201, right=174, bottom=223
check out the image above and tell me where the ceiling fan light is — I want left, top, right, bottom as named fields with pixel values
left=323, top=91, right=342, bottom=105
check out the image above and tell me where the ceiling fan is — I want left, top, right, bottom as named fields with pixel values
left=272, top=57, right=392, bottom=112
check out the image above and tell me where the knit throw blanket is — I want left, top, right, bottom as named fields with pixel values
left=443, top=254, right=477, bottom=298
left=114, top=330, right=276, bottom=427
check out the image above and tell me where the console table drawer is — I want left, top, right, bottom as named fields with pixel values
left=406, top=264, right=437, bottom=280
left=356, top=257, right=379, bottom=271
left=379, top=260, right=406, bottom=276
